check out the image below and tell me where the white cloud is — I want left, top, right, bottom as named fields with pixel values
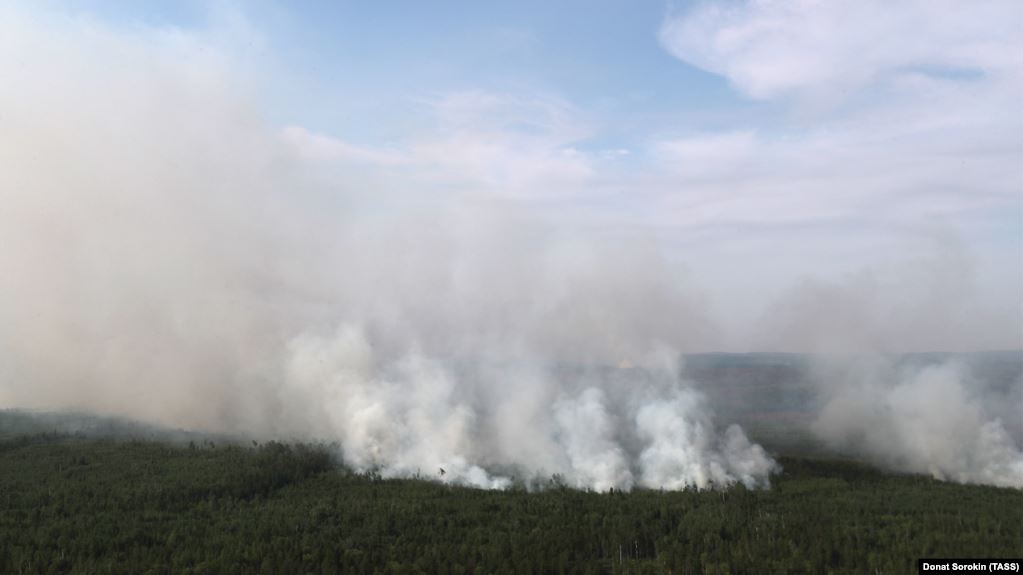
left=660, top=0, right=1023, bottom=102
left=651, top=0, right=1022, bottom=239
left=281, top=126, right=407, bottom=166
left=282, top=90, right=598, bottom=199
left=646, top=0, right=1023, bottom=349
left=648, top=76, right=1020, bottom=227
left=410, top=91, right=597, bottom=197
left=653, top=131, right=757, bottom=180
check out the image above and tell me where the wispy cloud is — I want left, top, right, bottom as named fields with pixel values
left=282, top=126, right=407, bottom=166
left=659, top=0, right=1022, bottom=103
left=284, top=90, right=599, bottom=199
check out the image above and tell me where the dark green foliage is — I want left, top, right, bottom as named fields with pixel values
left=0, top=435, right=1019, bottom=574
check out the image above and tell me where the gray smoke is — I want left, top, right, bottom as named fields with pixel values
left=810, top=357, right=1023, bottom=488
left=749, top=236, right=1022, bottom=354
left=748, top=242, right=1023, bottom=488
left=0, top=6, right=774, bottom=491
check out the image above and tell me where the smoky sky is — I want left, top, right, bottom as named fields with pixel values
left=0, top=4, right=1019, bottom=489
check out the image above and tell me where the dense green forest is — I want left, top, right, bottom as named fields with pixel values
left=1, top=433, right=1020, bottom=574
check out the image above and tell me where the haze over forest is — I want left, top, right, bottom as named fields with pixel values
left=0, top=1, right=1020, bottom=491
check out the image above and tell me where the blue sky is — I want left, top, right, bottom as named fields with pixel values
left=5, top=0, right=1022, bottom=351
left=48, top=0, right=752, bottom=145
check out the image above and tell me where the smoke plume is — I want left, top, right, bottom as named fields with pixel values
left=810, top=358, right=1023, bottom=488
left=0, top=6, right=774, bottom=491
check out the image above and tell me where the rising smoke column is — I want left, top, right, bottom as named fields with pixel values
left=751, top=241, right=1023, bottom=489
left=811, top=358, right=1023, bottom=488
left=281, top=325, right=776, bottom=490
left=0, top=5, right=776, bottom=491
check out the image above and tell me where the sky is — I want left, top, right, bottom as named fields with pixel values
left=6, top=0, right=1023, bottom=352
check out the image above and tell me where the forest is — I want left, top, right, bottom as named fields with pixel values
left=1, top=430, right=1020, bottom=574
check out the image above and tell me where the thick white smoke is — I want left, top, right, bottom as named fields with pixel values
left=636, top=394, right=774, bottom=490
left=811, top=358, right=1023, bottom=488
left=553, top=388, right=635, bottom=491
left=0, top=7, right=774, bottom=491
left=280, top=326, right=775, bottom=490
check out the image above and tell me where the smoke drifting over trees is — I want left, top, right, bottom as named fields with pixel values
left=0, top=7, right=768, bottom=490
left=810, top=358, right=1023, bottom=488
left=0, top=6, right=1018, bottom=490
